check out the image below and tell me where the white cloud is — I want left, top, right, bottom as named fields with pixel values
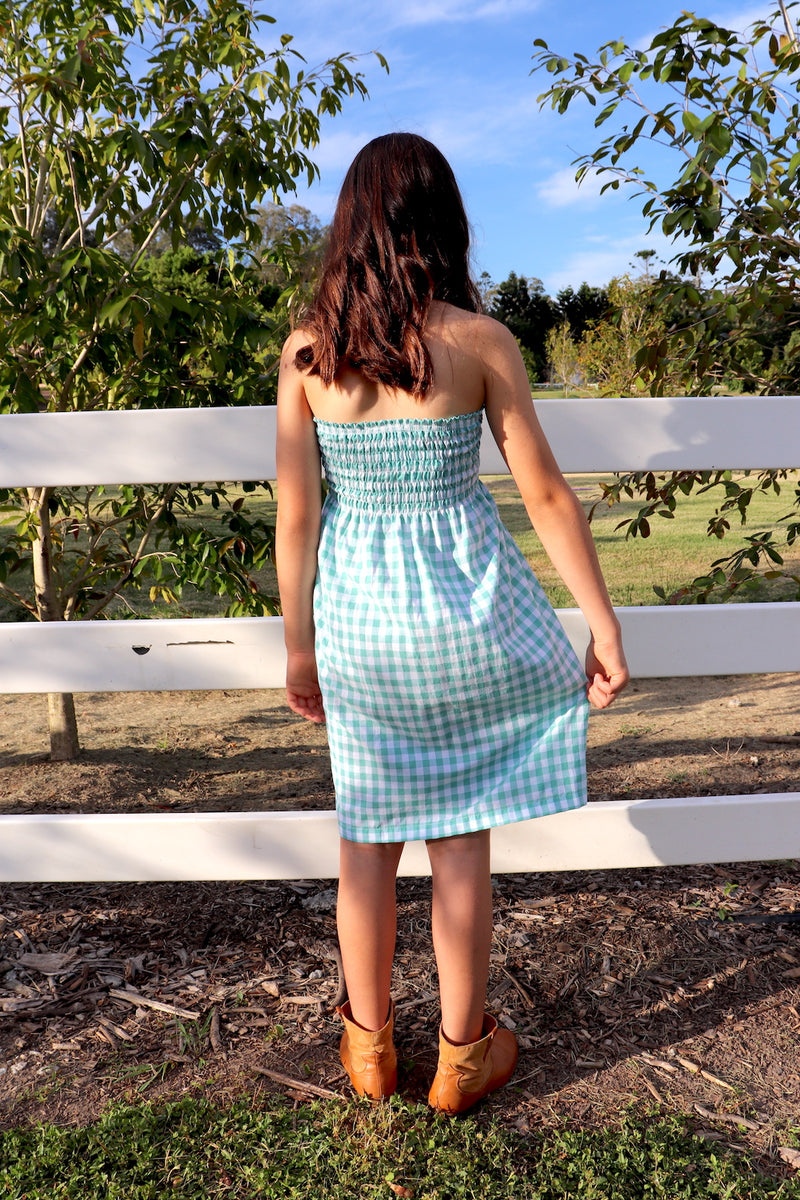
left=707, top=3, right=775, bottom=33
left=283, top=185, right=341, bottom=221
left=424, top=92, right=543, bottom=164
left=269, top=0, right=544, bottom=49
left=298, top=0, right=544, bottom=31
left=301, top=129, right=373, bottom=175
left=545, top=247, right=634, bottom=292
left=542, top=228, right=677, bottom=294
left=535, top=166, right=610, bottom=207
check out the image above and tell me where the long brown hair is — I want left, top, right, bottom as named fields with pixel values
left=295, top=132, right=481, bottom=396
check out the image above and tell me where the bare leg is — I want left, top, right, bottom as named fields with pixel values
left=337, top=837, right=405, bottom=1031
left=426, top=829, right=493, bottom=1045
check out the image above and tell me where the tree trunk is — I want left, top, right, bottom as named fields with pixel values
left=28, top=487, right=81, bottom=761
left=47, top=692, right=80, bottom=761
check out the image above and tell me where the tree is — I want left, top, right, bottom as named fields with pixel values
left=554, top=282, right=608, bottom=340
left=533, top=5, right=800, bottom=603
left=253, top=201, right=329, bottom=336
left=476, top=270, right=498, bottom=309
left=576, top=275, right=688, bottom=396
left=545, top=320, right=580, bottom=396
left=255, top=202, right=327, bottom=282
left=488, top=273, right=557, bottom=379
left=633, top=249, right=657, bottom=280
left=0, top=0, right=381, bottom=757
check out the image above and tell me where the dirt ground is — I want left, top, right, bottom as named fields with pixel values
left=1, top=675, right=799, bottom=1178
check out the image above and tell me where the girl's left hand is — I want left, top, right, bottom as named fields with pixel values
left=286, top=650, right=326, bottom=724
left=585, top=636, right=629, bottom=709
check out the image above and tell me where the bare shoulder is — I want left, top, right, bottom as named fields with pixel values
left=473, top=312, right=521, bottom=360
left=277, top=328, right=316, bottom=421
left=280, top=326, right=314, bottom=367
left=438, top=305, right=517, bottom=355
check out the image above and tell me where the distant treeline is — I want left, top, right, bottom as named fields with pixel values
left=483, top=269, right=800, bottom=394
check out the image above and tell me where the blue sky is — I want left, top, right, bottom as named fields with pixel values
left=264, top=0, right=773, bottom=297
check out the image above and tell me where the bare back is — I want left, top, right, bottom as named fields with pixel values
left=295, top=301, right=493, bottom=423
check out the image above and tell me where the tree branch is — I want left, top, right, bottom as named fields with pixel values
left=60, top=491, right=135, bottom=615
left=81, top=482, right=180, bottom=620
left=11, top=32, right=33, bottom=229
left=64, top=143, right=87, bottom=249
left=57, top=323, right=100, bottom=412
left=30, top=128, right=55, bottom=239
left=74, top=162, right=135, bottom=235
left=0, top=578, right=38, bottom=617
left=778, top=0, right=799, bottom=49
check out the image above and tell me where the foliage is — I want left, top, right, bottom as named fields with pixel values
left=255, top=201, right=327, bottom=288
left=555, top=281, right=609, bottom=339
left=545, top=319, right=580, bottom=395
left=533, top=4, right=800, bottom=602
left=0, top=479, right=279, bottom=621
left=0, top=0, right=377, bottom=413
left=476, top=269, right=498, bottom=309
left=487, top=272, right=557, bottom=378
left=532, top=5, right=800, bottom=359
left=591, top=470, right=800, bottom=604
left=0, top=0, right=376, bottom=417
left=498, top=471, right=800, bottom=609
left=487, top=275, right=609, bottom=382
left=1, top=1096, right=797, bottom=1198
left=576, top=275, right=689, bottom=397
left=0, top=0, right=379, bottom=754
left=487, top=275, right=609, bottom=381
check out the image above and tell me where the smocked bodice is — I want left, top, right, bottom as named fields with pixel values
left=313, top=410, right=483, bottom=513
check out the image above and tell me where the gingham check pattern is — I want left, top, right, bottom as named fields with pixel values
left=313, top=411, right=588, bottom=843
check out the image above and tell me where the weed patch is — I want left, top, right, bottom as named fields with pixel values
left=1, top=1098, right=798, bottom=1199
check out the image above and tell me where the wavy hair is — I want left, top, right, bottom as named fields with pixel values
left=295, top=133, right=480, bottom=396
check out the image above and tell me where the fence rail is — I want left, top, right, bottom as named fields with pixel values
left=1, top=399, right=798, bottom=882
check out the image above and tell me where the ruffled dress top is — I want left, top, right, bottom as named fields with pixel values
left=312, top=410, right=588, bottom=843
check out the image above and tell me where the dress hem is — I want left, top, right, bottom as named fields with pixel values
left=336, top=792, right=587, bottom=844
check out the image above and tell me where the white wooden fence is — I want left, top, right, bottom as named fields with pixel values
left=1, top=398, right=798, bottom=882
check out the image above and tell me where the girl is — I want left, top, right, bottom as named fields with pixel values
left=275, top=133, right=628, bottom=1113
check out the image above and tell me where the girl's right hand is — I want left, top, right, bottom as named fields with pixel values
left=585, top=635, right=629, bottom=709
left=286, top=650, right=326, bottom=724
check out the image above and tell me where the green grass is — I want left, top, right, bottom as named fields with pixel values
left=1, top=471, right=797, bottom=622
left=130, top=472, right=798, bottom=616
left=161, top=472, right=799, bottom=614
left=1, top=1097, right=797, bottom=1199
left=489, top=473, right=800, bottom=609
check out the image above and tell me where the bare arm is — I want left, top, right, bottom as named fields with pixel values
left=482, top=320, right=628, bottom=708
left=275, top=332, right=325, bottom=723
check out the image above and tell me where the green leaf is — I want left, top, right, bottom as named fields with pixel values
left=60, top=52, right=82, bottom=84
left=705, top=122, right=732, bottom=156
left=97, top=294, right=132, bottom=324
left=682, top=110, right=701, bottom=136
left=13, top=373, right=41, bottom=414
left=750, top=151, right=768, bottom=186
left=132, top=319, right=145, bottom=359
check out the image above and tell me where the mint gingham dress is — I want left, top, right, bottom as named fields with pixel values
left=313, top=410, right=588, bottom=843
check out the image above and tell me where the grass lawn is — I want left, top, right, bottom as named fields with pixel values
left=2, top=1096, right=798, bottom=1199
left=46, top=469, right=789, bottom=621
left=1, top=461, right=796, bottom=622
left=490, top=472, right=800, bottom=609
left=117, top=471, right=796, bottom=617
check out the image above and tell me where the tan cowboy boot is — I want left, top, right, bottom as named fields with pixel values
left=428, top=1014, right=518, bottom=1114
left=337, top=999, right=397, bottom=1100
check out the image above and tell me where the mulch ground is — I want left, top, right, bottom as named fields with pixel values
left=1, top=867, right=799, bottom=1180
left=1, top=677, right=799, bottom=1181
